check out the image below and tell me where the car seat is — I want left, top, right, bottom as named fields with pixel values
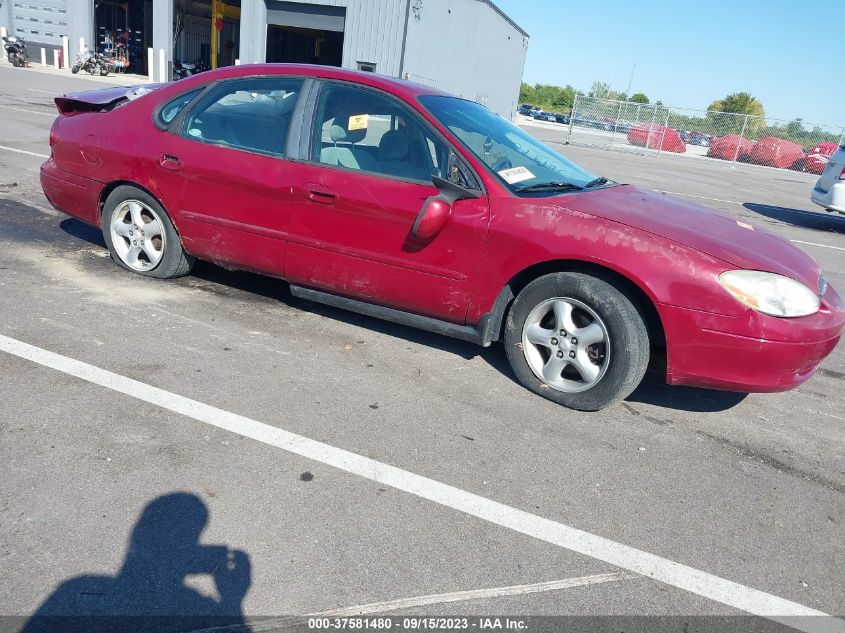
left=377, top=130, right=419, bottom=180
left=320, top=113, right=379, bottom=172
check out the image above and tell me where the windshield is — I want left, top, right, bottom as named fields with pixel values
left=419, top=96, right=598, bottom=195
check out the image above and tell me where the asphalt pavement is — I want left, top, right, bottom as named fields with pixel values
left=0, top=64, right=843, bottom=632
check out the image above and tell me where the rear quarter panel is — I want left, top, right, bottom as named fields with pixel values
left=49, top=79, right=208, bottom=226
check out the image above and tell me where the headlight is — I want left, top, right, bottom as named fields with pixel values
left=719, top=270, right=820, bottom=317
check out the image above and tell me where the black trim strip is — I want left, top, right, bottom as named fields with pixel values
left=291, top=285, right=491, bottom=346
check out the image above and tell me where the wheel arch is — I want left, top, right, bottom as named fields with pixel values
left=485, top=259, right=666, bottom=367
left=97, top=180, right=180, bottom=233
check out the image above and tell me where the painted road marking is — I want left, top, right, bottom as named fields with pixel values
left=0, top=103, right=55, bottom=117
left=656, top=190, right=742, bottom=206
left=791, top=240, right=845, bottom=252
left=0, top=144, right=49, bottom=158
left=231, top=573, right=632, bottom=631
left=0, top=333, right=841, bottom=633
left=315, top=572, right=632, bottom=616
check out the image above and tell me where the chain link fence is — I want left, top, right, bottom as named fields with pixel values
left=562, top=95, right=845, bottom=174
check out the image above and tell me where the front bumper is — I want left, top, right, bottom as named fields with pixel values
left=40, top=158, right=103, bottom=226
left=811, top=181, right=845, bottom=214
left=659, top=290, right=845, bottom=392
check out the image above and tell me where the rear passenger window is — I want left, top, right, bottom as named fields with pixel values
left=312, top=83, right=449, bottom=183
left=182, top=78, right=303, bottom=157
left=157, top=88, right=201, bottom=126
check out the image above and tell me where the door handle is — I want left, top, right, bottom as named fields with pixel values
left=305, top=183, right=338, bottom=204
left=159, top=154, right=181, bottom=171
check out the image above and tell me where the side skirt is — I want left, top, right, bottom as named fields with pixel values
left=289, top=285, right=493, bottom=346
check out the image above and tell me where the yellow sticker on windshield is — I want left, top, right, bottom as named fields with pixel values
left=348, top=114, right=368, bottom=131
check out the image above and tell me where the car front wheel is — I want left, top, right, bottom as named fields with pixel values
left=101, top=185, right=194, bottom=279
left=504, top=272, right=650, bottom=411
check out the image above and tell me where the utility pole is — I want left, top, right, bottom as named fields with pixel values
left=625, top=62, right=636, bottom=99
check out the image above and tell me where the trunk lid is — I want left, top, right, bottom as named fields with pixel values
left=54, top=83, right=166, bottom=115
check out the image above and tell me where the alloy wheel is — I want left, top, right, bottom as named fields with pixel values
left=109, top=199, right=166, bottom=272
left=521, top=297, right=610, bottom=393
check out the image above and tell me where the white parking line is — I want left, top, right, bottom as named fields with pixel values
left=0, top=333, right=841, bottom=633
left=215, top=573, right=632, bottom=633
left=655, top=190, right=742, bottom=205
left=791, top=240, right=845, bottom=252
left=0, top=102, right=56, bottom=117
left=313, top=572, right=632, bottom=617
left=0, top=144, right=49, bottom=158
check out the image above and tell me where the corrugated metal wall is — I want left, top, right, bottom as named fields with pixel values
left=261, top=0, right=408, bottom=76
left=176, top=14, right=239, bottom=65
left=402, top=0, right=528, bottom=119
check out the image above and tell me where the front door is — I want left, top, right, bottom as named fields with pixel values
left=285, top=81, right=489, bottom=324
left=159, top=76, right=305, bottom=277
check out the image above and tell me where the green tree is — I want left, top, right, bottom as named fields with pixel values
left=519, top=82, right=534, bottom=104
left=708, top=92, right=765, bottom=117
left=629, top=93, right=649, bottom=104
left=707, top=92, right=766, bottom=136
left=588, top=81, right=611, bottom=99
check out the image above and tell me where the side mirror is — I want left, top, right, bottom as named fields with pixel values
left=411, top=176, right=480, bottom=241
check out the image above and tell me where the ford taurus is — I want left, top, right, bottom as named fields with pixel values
left=40, top=64, right=845, bottom=410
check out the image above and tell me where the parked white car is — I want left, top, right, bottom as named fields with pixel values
left=811, top=143, right=845, bottom=214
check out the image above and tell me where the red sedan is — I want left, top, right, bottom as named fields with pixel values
left=40, top=65, right=845, bottom=411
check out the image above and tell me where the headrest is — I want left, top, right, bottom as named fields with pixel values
left=378, top=130, right=409, bottom=161
left=270, top=90, right=297, bottom=115
left=330, top=112, right=367, bottom=143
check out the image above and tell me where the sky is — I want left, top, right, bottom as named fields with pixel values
left=494, top=0, right=845, bottom=128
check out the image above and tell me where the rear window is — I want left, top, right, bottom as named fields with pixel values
left=156, top=89, right=202, bottom=127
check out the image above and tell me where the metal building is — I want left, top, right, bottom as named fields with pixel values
left=2, top=0, right=528, bottom=118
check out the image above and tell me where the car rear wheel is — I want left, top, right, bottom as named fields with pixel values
left=102, top=185, right=194, bottom=279
left=504, top=272, right=650, bottom=411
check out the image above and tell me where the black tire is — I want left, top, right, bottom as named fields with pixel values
left=101, top=185, right=194, bottom=279
left=504, top=272, right=650, bottom=411
left=71, top=64, right=80, bottom=74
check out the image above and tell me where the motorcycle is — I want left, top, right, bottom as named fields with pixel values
left=173, top=58, right=209, bottom=80
left=71, top=50, right=113, bottom=76
left=2, top=35, right=29, bottom=67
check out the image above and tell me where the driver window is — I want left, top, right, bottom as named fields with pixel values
left=182, top=77, right=303, bottom=156
left=312, top=83, right=449, bottom=183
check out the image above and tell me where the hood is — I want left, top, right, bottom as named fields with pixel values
left=561, top=185, right=822, bottom=289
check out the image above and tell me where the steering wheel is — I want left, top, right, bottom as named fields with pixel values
left=492, top=157, right=512, bottom=172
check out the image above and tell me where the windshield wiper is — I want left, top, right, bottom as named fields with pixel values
left=515, top=181, right=583, bottom=193
left=583, top=176, right=611, bottom=188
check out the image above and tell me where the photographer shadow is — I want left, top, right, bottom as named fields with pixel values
left=21, top=492, right=252, bottom=633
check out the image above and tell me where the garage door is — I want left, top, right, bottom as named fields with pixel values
left=266, top=0, right=345, bottom=32
left=10, top=0, right=68, bottom=47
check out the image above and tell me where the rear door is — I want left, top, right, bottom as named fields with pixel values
left=284, top=81, right=490, bottom=324
left=157, top=76, right=306, bottom=277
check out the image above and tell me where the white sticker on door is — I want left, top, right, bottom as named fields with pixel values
left=498, top=166, right=534, bottom=184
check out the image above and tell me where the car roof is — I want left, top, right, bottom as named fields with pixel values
left=189, top=63, right=454, bottom=102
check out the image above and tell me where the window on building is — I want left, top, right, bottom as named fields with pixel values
left=356, top=62, right=376, bottom=73
left=182, top=78, right=303, bottom=157
left=312, top=83, right=450, bottom=183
